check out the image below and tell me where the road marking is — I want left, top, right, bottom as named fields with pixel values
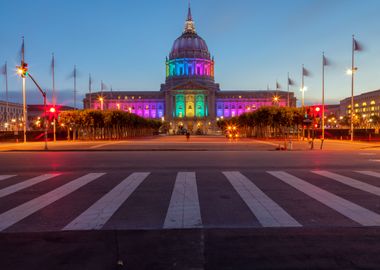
left=268, top=171, right=380, bottom=226
left=223, top=171, right=301, bottom=227
left=63, top=172, right=150, bottom=230
left=163, top=172, right=202, bottom=229
left=0, top=175, right=16, bottom=181
left=0, top=173, right=105, bottom=232
left=370, top=160, right=380, bottom=162
left=0, top=174, right=60, bottom=198
left=356, top=171, right=380, bottom=178
left=359, top=153, right=376, bottom=156
left=312, top=171, right=380, bottom=197
left=250, top=140, right=279, bottom=146
left=89, top=141, right=126, bottom=149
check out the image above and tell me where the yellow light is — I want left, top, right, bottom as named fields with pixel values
left=99, top=97, right=104, bottom=101
left=346, top=67, right=358, bottom=75
left=17, top=68, right=23, bottom=75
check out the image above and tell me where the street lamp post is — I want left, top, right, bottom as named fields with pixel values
left=17, top=63, right=48, bottom=150
left=22, top=76, right=27, bottom=143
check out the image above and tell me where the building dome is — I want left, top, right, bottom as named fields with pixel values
left=169, top=4, right=211, bottom=60
left=170, top=32, right=210, bottom=60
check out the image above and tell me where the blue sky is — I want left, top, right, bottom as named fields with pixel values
left=0, top=0, right=379, bottom=107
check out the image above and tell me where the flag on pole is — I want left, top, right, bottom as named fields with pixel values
left=51, top=54, right=55, bottom=71
left=0, top=63, right=6, bottom=75
left=67, top=66, right=79, bottom=79
left=18, top=37, right=25, bottom=63
left=353, top=38, right=363, bottom=52
left=323, top=55, right=330, bottom=66
left=89, top=74, right=92, bottom=89
left=288, top=77, right=295, bottom=86
left=101, top=81, right=108, bottom=91
left=302, top=67, right=311, bottom=77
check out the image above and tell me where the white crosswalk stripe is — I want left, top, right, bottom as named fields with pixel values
left=164, top=172, right=202, bottom=229
left=268, top=171, right=380, bottom=226
left=3, top=170, right=380, bottom=232
left=223, top=171, right=301, bottom=227
left=356, top=171, right=380, bottom=178
left=0, top=173, right=105, bottom=232
left=312, top=170, right=380, bottom=197
left=0, top=174, right=60, bottom=198
left=0, top=175, right=16, bottom=181
left=63, top=172, right=150, bottom=230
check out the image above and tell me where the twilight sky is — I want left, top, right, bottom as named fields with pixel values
left=0, top=0, right=379, bottom=107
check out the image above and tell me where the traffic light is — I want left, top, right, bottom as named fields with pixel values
left=48, top=107, right=58, bottom=121
left=305, top=108, right=311, bottom=119
left=16, top=62, right=28, bottom=78
left=314, top=107, right=321, bottom=118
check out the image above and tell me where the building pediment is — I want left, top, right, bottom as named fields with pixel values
left=171, top=81, right=208, bottom=90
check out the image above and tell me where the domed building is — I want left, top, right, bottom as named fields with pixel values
left=84, top=4, right=296, bottom=134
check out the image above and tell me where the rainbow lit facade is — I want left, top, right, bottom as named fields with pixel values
left=83, top=4, right=296, bottom=133
left=166, top=58, right=214, bottom=78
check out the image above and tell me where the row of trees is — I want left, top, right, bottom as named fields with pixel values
left=218, top=106, right=380, bottom=139
left=59, top=110, right=162, bottom=140
left=217, top=106, right=306, bottom=138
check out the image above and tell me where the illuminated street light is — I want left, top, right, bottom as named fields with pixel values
left=99, top=97, right=104, bottom=111
left=346, top=67, right=358, bottom=75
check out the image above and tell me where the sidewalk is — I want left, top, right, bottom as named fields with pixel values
left=0, top=138, right=379, bottom=152
left=266, top=138, right=380, bottom=151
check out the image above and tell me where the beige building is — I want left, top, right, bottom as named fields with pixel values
left=0, top=100, right=23, bottom=131
left=340, top=89, right=380, bottom=118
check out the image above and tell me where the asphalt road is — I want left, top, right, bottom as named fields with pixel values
left=1, top=143, right=380, bottom=269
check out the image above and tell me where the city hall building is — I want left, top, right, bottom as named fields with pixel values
left=83, top=6, right=296, bottom=133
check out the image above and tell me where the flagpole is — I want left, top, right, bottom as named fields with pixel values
left=89, top=74, right=92, bottom=109
left=5, top=61, right=9, bottom=128
left=74, top=65, right=77, bottom=110
left=52, top=53, right=56, bottom=142
left=301, top=64, right=305, bottom=108
left=52, top=53, right=55, bottom=106
left=21, top=37, right=27, bottom=143
left=287, top=72, right=290, bottom=107
left=350, top=35, right=355, bottom=142
left=322, top=52, right=325, bottom=141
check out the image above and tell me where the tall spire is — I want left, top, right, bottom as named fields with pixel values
left=187, top=1, right=192, bottom=21
left=184, top=1, right=196, bottom=33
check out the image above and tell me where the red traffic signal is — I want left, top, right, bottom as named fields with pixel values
left=49, top=107, right=56, bottom=113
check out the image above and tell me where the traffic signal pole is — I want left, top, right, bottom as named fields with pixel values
left=28, top=74, right=48, bottom=151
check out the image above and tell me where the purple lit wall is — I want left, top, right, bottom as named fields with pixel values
left=93, top=100, right=164, bottom=119
left=216, top=99, right=287, bottom=118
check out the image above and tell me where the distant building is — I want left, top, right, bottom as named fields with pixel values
left=0, top=100, right=23, bottom=131
left=83, top=5, right=296, bottom=134
left=340, top=89, right=380, bottom=118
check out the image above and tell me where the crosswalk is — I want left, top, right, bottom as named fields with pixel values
left=1, top=169, right=380, bottom=232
